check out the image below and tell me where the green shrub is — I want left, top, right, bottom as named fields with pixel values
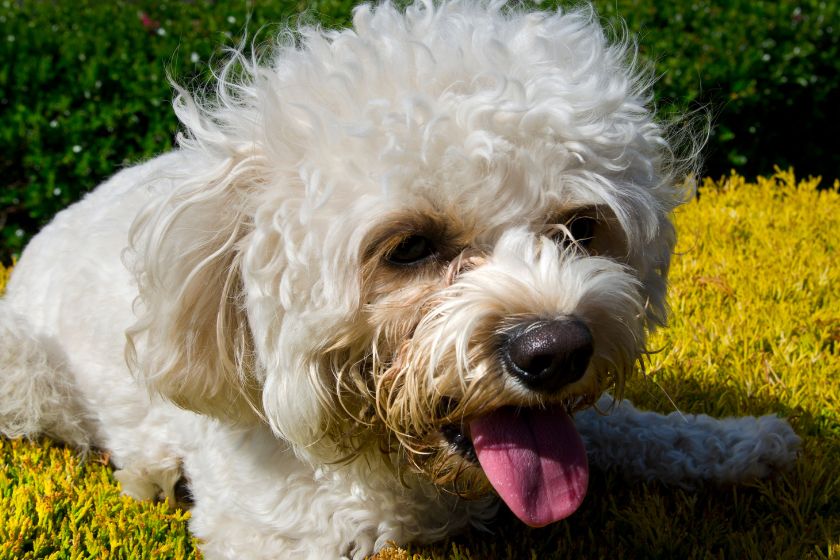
left=585, top=0, right=840, bottom=180
left=2, top=0, right=838, bottom=262
left=0, top=0, right=354, bottom=262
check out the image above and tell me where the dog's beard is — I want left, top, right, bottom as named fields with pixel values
left=329, top=231, right=647, bottom=526
left=368, top=313, right=623, bottom=528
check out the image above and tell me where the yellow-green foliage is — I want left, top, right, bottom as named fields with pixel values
left=0, top=264, right=9, bottom=295
left=0, top=439, right=195, bottom=560
left=2, top=170, right=839, bottom=559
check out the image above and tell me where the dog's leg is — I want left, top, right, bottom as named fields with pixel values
left=0, top=300, right=91, bottom=449
left=575, top=394, right=800, bottom=485
left=113, top=457, right=185, bottom=505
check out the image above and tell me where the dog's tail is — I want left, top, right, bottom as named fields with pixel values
left=0, top=299, right=91, bottom=449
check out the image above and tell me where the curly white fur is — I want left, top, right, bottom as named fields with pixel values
left=0, top=2, right=798, bottom=558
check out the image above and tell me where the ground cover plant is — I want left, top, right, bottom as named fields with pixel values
left=1, top=170, right=838, bottom=559
left=2, top=0, right=839, bottom=262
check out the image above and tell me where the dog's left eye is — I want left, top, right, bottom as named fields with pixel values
left=567, top=215, right=596, bottom=247
left=551, top=213, right=597, bottom=250
left=386, top=235, right=437, bottom=265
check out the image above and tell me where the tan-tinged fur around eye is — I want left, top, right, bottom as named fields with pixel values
left=316, top=208, right=644, bottom=494
left=544, top=205, right=629, bottom=260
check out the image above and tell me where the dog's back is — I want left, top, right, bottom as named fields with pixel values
left=0, top=152, right=185, bottom=450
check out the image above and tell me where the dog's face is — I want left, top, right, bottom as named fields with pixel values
left=130, top=2, right=687, bottom=527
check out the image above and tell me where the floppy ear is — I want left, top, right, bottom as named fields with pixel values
left=125, top=155, right=264, bottom=424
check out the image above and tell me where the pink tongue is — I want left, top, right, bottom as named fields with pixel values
left=469, top=406, right=588, bottom=527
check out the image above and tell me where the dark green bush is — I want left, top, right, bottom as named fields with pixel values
left=585, top=0, right=840, bottom=182
left=0, top=0, right=355, bottom=262
left=1, top=0, right=838, bottom=262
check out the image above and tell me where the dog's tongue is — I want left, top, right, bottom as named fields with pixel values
left=470, top=406, right=588, bottom=527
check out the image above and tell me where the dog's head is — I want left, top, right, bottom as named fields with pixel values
left=127, top=1, right=694, bottom=526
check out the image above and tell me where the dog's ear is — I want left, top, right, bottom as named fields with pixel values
left=125, top=155, right=264, bottom=424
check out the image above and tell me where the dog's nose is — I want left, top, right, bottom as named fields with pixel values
left=502, top=319, right=594, bottom=393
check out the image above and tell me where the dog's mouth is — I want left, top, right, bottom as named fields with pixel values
left=442, top=404, right=589, bottom=527
left=441, top=422, right=478, bottom=462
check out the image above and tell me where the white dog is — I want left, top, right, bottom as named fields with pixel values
left=0, top=2, right=799, bottom=558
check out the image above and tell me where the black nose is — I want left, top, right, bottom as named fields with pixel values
left=502, top=319, right=594, bottom=393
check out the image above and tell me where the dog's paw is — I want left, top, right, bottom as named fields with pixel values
left=113, top=459, right=188, bottom=506
left=576, top=396, right=801, bottom=485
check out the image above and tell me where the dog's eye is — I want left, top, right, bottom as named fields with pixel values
left=568, top=215, right=596, bottom=247
left=552, top=213, right=597, bottom=250
left=386, top=235, right=437, bottom=265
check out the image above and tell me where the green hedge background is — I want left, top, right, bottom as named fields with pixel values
left=2, top=0, right=839, bottom=262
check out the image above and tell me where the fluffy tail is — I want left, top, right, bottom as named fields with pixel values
left=576, top=395, right=801, bottom=486
left=0, top=299, right=91, bottom=449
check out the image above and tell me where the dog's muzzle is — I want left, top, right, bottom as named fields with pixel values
left=438, top=317, right=594, bottom=528
left=502, top=318, right=593, bottom=393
